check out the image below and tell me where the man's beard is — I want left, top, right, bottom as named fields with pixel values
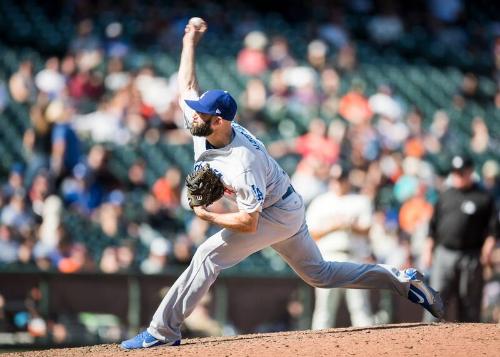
left=190, top=120, right=213, bottom=137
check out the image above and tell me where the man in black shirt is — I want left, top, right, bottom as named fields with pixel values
left=422, top=155, right=497, bottom=322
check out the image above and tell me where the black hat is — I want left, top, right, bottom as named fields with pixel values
left=450, top=155, right=474, bottom=171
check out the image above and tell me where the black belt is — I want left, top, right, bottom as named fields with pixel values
left=281, top=185, right=295, bottom=200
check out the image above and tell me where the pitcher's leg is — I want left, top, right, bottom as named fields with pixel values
left=148, top=211, right=301, bottom=342
left=272, top=222, right=410, bottom=297
left=148, top=231, right=226, bottom=342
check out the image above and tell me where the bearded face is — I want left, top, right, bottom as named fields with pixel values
left=190, top=114, right=214, bottom=137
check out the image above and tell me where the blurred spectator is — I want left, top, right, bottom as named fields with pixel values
left=59, top=146, right=114, bottom=213
left=8, top=60, right=35, bottom=103
left=267, top=36, right=296, bottom=69
left=404, top=110, right=427, bottom=159
left=318, top=8, right=349, bottom=49
left=104, top=58, right=131, bottom=92
left=319, top=68, right=341, bottom=117
left=173, top=235, right=195, bottom=264
left=23, top=102, right=54, bottom=186
left=237, top=31, right=268, bottom=76
left=469, top=116, right=492, bottom=157
left=269, top=118, right=340, bottom=166
left=18, top=235, right=36, bottom=266
left=85, top=145, right=119, bottom=193
left=308, top=168, right=375, bottom=328
left=399, top=184, right=434, bottom=265
left=37, top=195, right=62, bottom=252
left=335, top=43, right=357, bottom=72
left=369, top=85, right=404, bottom=121
left=141, top=193, right=178, bottom=237
left=424, top=110, right=460, bottom=155
left=70, top=19, right=102, bottom=53
left=100, top=247, right=120, bottom=274
left=34, top=58, right=65, bottom=99
left=482, top=160, right=500, bottom=206
left=239, top=78, right=267, bottom=132
left=455, top=72, right=490, bottom=105
left=1, top=193, right=33, bottom=232
left=375, top=114, right=409, bottom=151
left=2, top=164, right=26, bottom=201
left=428, top=0, right=463, bottom=24
left=126, top=160, right=149, bottom=193
left=97, top=203, right=126, bottom=240
left=0, top=224, right=19, bottom=264
left=152, top=167, right=182, bottom=210
left=184, top=292, right=223, bottom=337
left=28, top=170, right=52, bottom=218
left=295, top=119, right=340, bottom=165
left=307, top=40, right=329, bottom=71
left=105, top=22, right=131, bottom=59
left=140, top=237, right=171, bottom=274
left=116, top=242, right=135, bottom=271
left=348, top=121, right=380, bottom=164
left=338, top=80, right=372, bottom=124
left=48, top=100, right=82, bottom=181
left=290, top=156, right=329, bottom=205
left=68, top=69, right=105, bottom=102
left=367, top=6, right=404, bottom=44
left=74, top=97, right=129, bottom=144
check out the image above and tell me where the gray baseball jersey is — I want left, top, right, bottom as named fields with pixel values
left=182, top=92, right=290, bottom=212
left=147, top=90, right=415, bottom=343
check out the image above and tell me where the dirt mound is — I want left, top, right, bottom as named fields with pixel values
left=5, top=323, right=499, bottom=357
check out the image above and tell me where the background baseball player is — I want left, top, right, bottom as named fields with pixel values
left=308, top=168, right=375, bottom=329
left=120, top=17, right=444, bottom=350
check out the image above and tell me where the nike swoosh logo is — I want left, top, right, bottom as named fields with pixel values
left=410, top=287, right=425, bottom=304
left=142, top=339, right=160, bottom=348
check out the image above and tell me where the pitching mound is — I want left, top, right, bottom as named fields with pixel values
left=5, top=323, right=500, bottom=357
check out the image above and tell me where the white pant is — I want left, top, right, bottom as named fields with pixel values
left=148, top=193, right=410, bottom=342
left=311, top=247, right=374, bottom=329
left=312, top=287, right=373, bottom=329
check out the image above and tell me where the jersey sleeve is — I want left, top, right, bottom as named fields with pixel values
left=233, top=170, right=266, bottom=213
left=180, top=89, right=199, bottom=129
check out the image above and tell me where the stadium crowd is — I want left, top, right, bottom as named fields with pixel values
left=0, top=0, right=500, bottom=341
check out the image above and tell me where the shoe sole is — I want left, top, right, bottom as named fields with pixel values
left=120, top=339, right=180, bottom=350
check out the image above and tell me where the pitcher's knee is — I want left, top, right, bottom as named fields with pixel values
left=191, top=240, right=218, bottom=264
left=301, top=264, right=331, bottom=288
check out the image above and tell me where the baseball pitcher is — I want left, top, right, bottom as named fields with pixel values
left=121, top=18, right=444, bottom=349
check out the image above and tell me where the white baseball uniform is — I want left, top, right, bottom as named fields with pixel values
left=307, top=192, right=375, bottom=328
left=147, top=91, right=413, bottom=342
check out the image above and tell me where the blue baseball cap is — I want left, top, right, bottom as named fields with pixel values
left=185, top=89, right=237, bottom=121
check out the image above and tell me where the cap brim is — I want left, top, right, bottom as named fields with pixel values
left=184, top=99, right=214, bottom=115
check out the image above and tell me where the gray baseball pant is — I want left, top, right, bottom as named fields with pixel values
left=423, top=245, right=483, bottom=322
left=148, top=193, right=411, bottom=342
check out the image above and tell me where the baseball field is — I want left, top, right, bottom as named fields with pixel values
left=3, top=323, right=499, bottom=357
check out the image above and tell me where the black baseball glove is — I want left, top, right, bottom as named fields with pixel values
left=186, top=164, right=224, bottom=207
